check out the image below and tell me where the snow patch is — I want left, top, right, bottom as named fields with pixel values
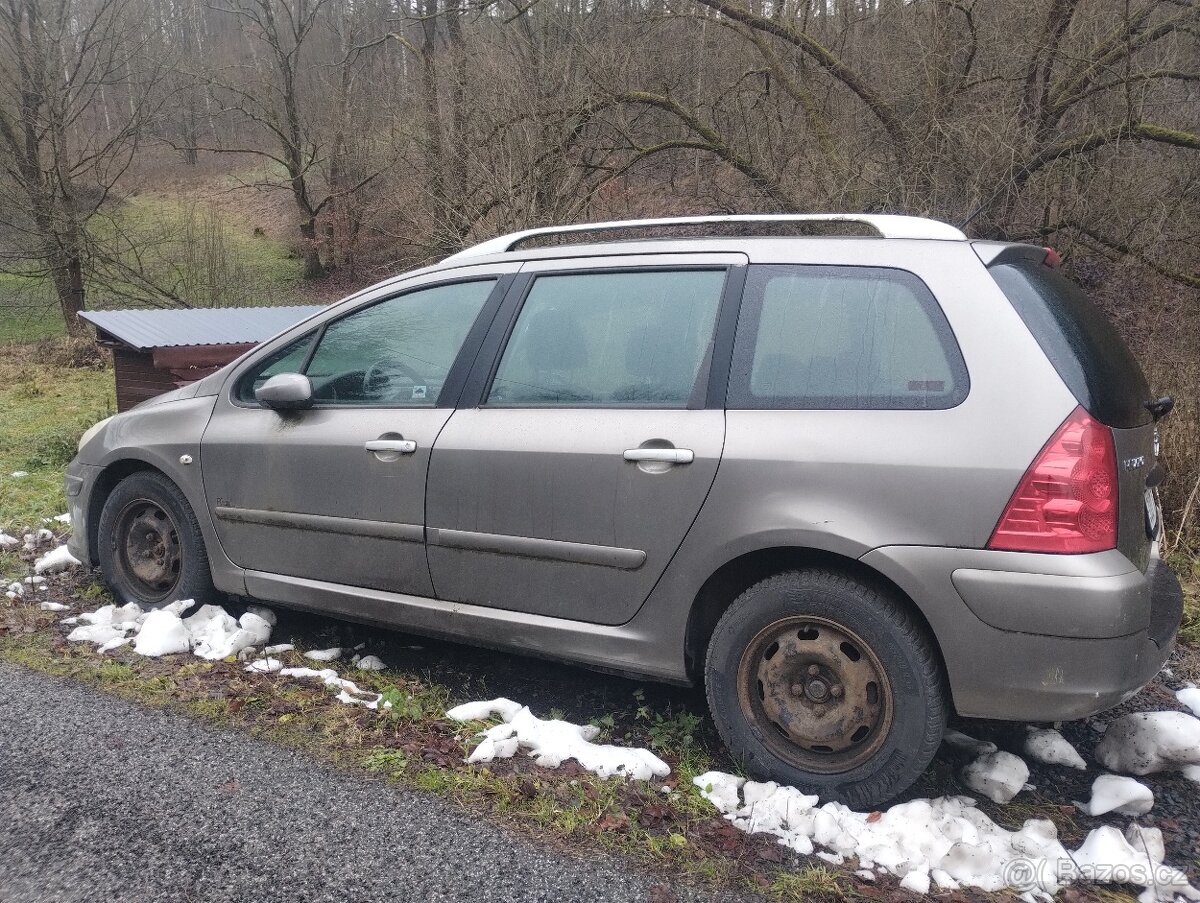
left=64, top=599, right=276, bottom=663
left=33, top=545, right=81, bottom=574
left=447, top=697, right=670, bottom=781
left=277, top=666, right=390, bottom=709
left=38, top=601, right=70, bottom=612
left=245, top=657, right=283, bottom=673
left=693, top=773, right=1199, bottom=901
left=355, top=655, right=386, bottom=671
left=133, top=607, right=192, bottom=657
left=961, top=750, right=1029, bottom=803
left=1024, top=727, right=1086, bottom=770
left=0, top=531, right=18, bottom=549
left=1176, top=688, right=1200, bottom=719
left=303, top=647, right=342, bottom=662
left=1075, top=774, right=1154, bottom=816
left=1094, top=711, right=1200, bottom=775
left=1125, top=824, right=1165, bottom=864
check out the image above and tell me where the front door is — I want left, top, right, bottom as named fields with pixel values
left=201, top=274, right=507, bottom=596
left=425, top=259, right=742, bottom=625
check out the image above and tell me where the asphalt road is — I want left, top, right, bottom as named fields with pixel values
left=0, top=661, right=745, bottom=903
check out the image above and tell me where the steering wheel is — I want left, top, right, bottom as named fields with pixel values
left=363, top=359, right=424, bottom=401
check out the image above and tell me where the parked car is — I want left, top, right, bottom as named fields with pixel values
left=67, top=214, right=1182, bottom=807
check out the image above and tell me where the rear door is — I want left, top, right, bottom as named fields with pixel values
left=424, top=255, right=744, bottom=625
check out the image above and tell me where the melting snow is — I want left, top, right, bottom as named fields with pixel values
left=1024, top=727, right=1087, bottom=770
left=447, top=697, right=670, bottom=781
left=276, top=666, right=390, bottom=709
left=1177, top=688, right=1200, bottom=719
left=304, top=647, right=342, bottom=662
left=1094, top=712, right=1200, bottom=775
left=245, top=657, right=284, bottom=673
left=355, top=655, right=386, bottom=671
left=38, top=600, right=70, bottom=612
left=961, top=750, right=1029, bottom=804
left=1075, top=774, right=1154, bottom=816
left=1126, top=824, right=1166, bottom=864
left=33, top=545, right=81, bottom=574
left=692, top=772, right=1198, bottom=901
left=64, top=600, right=276, bottom=663
left=0, top=532, right=18, bottom=549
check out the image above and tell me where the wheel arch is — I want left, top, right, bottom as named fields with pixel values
left=683, top=546, right=947, bottom=689
left=86, top=458, right=164, bottom=566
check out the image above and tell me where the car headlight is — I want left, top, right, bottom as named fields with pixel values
left=78, top=416, right=114, bottom=453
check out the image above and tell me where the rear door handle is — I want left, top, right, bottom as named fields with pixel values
left=365, top=439, right=417, bottom=454
left=623, top=448, right=694, bottom=465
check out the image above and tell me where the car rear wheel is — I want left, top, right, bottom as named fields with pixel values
left=98, top=471, right=217, bottom=609
left=705, top=570, right=946, bottom=809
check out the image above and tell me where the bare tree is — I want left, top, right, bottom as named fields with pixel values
left=0, top=0, right=162, bottom=334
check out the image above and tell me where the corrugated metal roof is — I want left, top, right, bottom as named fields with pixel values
left=80, top=306, right=325, bottom=350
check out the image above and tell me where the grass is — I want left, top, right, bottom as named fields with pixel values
left=0, top=349, right=114, bottom=531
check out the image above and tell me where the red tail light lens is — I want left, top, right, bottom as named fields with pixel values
left=988, top=407, right=1118, bottom=554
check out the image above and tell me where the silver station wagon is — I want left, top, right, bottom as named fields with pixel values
left=66, top=214, right=1183, bottom=806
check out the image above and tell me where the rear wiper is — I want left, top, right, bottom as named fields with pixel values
left=1145, top=396, right=1174, bottom=422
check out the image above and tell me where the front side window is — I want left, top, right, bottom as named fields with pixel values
left=487, top=269, right=725, bottom=407
left=239, top=280, right=495, bottom=407
left=728, top=265, right=967, bottom=410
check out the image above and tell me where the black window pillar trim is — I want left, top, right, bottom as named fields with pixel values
left=707, top=264, right=747, bottom=410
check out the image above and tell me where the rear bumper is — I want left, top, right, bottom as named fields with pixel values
left=861, top=546, right=1181, bottom=722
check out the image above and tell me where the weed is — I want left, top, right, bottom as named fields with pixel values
left=379, top=686, right=427, bottom=721
left=363, top=748, right=409, bottom=777
left=771, top=866, right=855, bottom=901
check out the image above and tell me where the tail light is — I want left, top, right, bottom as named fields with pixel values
left=988, top=407, right=1118, bottom=554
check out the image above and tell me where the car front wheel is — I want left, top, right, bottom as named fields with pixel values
left=705, top=569, right=946, bottom=809
left=97, top=471, right=217, bottom=609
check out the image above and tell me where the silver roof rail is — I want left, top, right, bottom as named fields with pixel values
left=444, top=214, right=966, bottom=260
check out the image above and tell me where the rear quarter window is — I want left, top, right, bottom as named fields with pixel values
left=989, top=262, right=1151, bottom=428
left=727, top=265, right=968, bottom=410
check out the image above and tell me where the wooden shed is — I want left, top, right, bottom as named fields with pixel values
left=80, top=306, right=323, bottom=411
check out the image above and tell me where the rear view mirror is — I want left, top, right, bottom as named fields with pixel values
left=255, top=373, right=313, bottom=411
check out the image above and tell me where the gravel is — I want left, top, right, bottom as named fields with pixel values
left=0, top=660, right=753, bottom=903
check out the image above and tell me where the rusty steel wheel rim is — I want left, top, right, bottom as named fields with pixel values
left=115, top=499, right=182, bottom=602
left=737, top=616, right=893, bottom=774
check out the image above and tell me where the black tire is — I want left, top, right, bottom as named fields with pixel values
left=97, top=471, right=218, bottom=609
left=705, top=569, right=946, bottom=809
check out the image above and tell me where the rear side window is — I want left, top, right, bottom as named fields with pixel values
left=487, top=270, right=725, bottom=407
left=727, top=265, right=968, bottom=410
left=990, top=262, right=1151, bottom=428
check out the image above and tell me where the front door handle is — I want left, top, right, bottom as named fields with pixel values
left=365, top=439, right=417, bottom=454
left=623, top=448, right=694, bottom=465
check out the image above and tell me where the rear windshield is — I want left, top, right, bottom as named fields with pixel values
left=990, top=261, right=1151, bottom=428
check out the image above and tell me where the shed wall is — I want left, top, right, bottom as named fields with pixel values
left=112, top=348, right=177, bottom=412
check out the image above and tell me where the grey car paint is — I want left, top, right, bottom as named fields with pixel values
left=67, top=232, right=1177, bottom=724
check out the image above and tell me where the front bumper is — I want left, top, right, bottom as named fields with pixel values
left=861, top=546, right=1182, bottom=722
left=64, top=460, right=104, bottom=566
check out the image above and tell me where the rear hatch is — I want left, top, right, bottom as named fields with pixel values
left=978, top=244, right=1162, bottom=571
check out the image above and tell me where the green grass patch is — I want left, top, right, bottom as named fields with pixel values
left=0, top=351, right=114, bottom=532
